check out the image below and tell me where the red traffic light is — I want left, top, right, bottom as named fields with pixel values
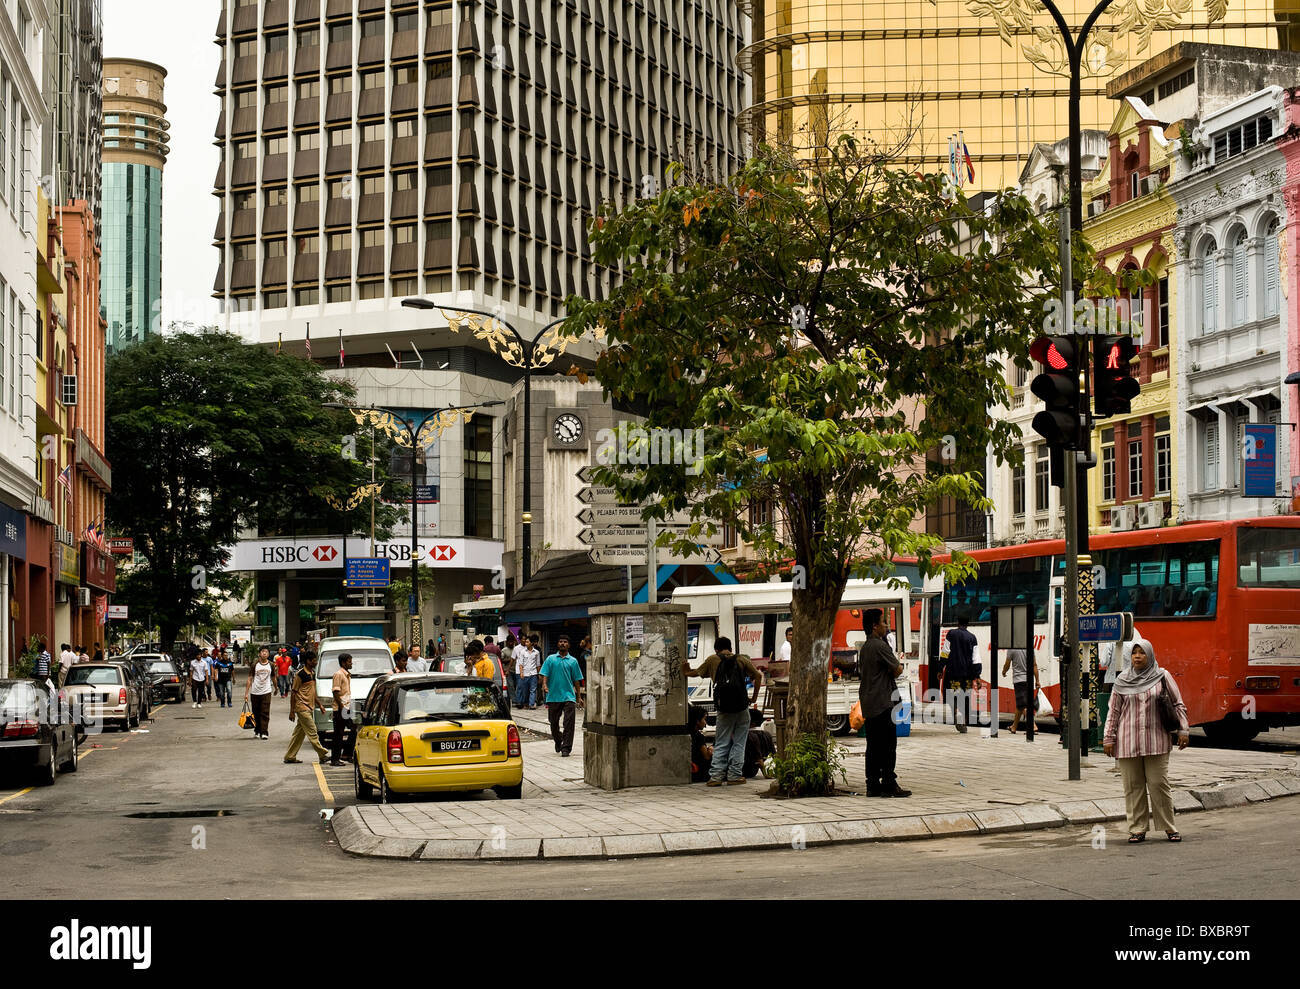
left=1093, top=335, right=1140, bottom=419
left=1030, top=336, right=1072, bottom=371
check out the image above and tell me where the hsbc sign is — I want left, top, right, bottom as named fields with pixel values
left=230, top=538, right=498, bottom=572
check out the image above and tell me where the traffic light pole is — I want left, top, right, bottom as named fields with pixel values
left=1058, top=201, right=1082, bottom=781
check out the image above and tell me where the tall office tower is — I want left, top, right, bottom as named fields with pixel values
left=211, top=0, right=749, bottom=632
left=42, top=0, right=103, bottom=223
left=211, top=0, right=748, bottom=332
left=741, top=0, right=1297, bottom=190
left=101, top=58, right=169, bottom=353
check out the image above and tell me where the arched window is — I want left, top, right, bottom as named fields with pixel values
left=1200, top=238, right=1217, bottom=334
left=1231, top=228, right=1249, bottom=325
left=1261, top=217, right=1280, bottom=318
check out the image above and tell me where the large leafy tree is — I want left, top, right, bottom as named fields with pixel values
left=563, top=137, right=1058, bottom=744
left=106, top=331, right=403, bottom=646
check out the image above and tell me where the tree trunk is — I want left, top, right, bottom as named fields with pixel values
left=787, top=578, right=847, bottom=743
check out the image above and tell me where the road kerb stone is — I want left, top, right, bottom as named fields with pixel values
left=479, top=837, right=543, bottom=859
left=1275, top=776, right=1300, bottom=795
left=1090, top=797, right=1129, bottom=821
left=370, top=837, right=429, bottom=859
left=921, top=813, right=980, bottom=836
left=1193, top=782, right=1266, bottom=809
left=542, top=836, right=605, bottom=859
left=661, top=830, right=724, bottom=854
left=717, top=826, right=781, bottom=850
left=1257, top=778, right=1288, bottom=798
left=420, top=839, right=484, bottom=860
left=1172, top=789, right=1204, bottom=814
left=874, top=816, right=932, bottom=840
left=1052, top=800, right=1107, bottom=824
left=972, top=808, right=1024, bottom=833
left=823, top=819, right=883, bottom=843
left=797, top=822, right=833, bottom=847
left=1014, top=804, right=1065, bottom=829
left=1241, top=782, right=1272, bottom=802
left=602, top=833, right=668, bottom=858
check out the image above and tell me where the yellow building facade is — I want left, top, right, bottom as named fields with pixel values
left=1081, top=96, right=1179, bottom=531
left=742, top=0, right=1297, bottom=188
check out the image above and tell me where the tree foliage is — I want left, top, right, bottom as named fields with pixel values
left=106, top=331, right=403, bottom=645
left=563, top=137, right=1060, bottom=742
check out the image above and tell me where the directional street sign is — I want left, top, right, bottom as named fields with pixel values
left=576, top=465, right=603, bottom=484
left=577, top=505, right=695, bottom=525
left=578, top=526, right=723, bottom=546
left=345, top=557, right=392, bottom=588
left=588, top=547, right=722, bottom=567
left=1076, top=611, right=1133, bottom=643
left=577, top=486, right=621, bottom=504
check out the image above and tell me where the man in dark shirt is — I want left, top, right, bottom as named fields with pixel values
left=942, top=616, right=981, bottom=733
left=858, top=609, right=909, bottom=797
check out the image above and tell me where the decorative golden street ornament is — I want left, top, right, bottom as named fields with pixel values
left=322, top=482, right=385, bottom=512
left=950, top=0, right=1228, bottom=78
left=340, top=407, right=471, bottom=448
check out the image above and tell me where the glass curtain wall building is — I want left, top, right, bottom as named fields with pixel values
left=101, top=58, right=169, bottom=353
left=741, top=0, right=1300, bottom=190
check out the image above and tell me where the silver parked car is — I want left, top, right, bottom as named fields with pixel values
left=61, top=663, right=141, bottom=733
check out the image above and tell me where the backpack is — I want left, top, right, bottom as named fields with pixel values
left=713, top=654, right=750, bottom=714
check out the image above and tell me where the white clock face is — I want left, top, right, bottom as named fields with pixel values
left=554, top=413, right=584, bottom=443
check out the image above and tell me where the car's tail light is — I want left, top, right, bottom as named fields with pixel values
left=171, top=677, right=179, bottom=683
left=386, top=730, right=404, bottom=764
left=2, top=720, right=39, bottom=738
left=118, top=688, right=128, bottom=705
left=507, top=724, right=521, bottom=758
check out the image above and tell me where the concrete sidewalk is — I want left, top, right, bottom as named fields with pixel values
left=332, top=709, right=1300, bottom=861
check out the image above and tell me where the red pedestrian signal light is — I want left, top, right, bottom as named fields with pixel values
left=1029, top=335, right=1082, bottom=453
left=1093, top=336, right=1140, bottom=418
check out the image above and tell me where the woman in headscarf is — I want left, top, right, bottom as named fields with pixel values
left=1102, top=636, right=1190, bottom=843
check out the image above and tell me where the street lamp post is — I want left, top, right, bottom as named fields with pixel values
left=402, top=298, right=572, bottom=587
left=325, top=401, right=502, bottom=649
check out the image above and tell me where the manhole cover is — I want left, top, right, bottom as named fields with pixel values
left=123, top=809, right=237, bottom=819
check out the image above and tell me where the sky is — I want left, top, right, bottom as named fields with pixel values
left=104, top=0, right=222, bottom=332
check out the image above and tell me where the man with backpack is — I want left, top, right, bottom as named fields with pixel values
left=682, top=637, right=763, bottom=786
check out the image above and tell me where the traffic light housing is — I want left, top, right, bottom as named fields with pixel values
left=1093, top=335, right=1140, bottom=418
left=1030, top=335, right=1083, bottom=451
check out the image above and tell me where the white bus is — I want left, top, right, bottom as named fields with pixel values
left=670, top=579, right=936, bottom=733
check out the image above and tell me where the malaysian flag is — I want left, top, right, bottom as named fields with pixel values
left=57, top=465, right=72, bottom=502
left=338, top=329, right=345, bottom=369
left=305, top=322, right=312, bottom=361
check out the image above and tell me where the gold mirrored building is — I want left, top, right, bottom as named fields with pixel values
left=741, top=0, right=1300, bottom=189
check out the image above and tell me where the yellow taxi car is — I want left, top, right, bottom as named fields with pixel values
left=353, top=672, right=522, bottom=802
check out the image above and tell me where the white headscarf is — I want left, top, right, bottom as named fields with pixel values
left=1112, top=636, right=1163, bottom=696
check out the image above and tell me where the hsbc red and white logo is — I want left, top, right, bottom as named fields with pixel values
left=313, top=545, right=338, bottom=562
left=429, top=545, right=457, bottom=561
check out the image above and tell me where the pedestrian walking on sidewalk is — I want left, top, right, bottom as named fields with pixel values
left=683, top=637, right=763, bottom=786
left=407, top=643, right=428, bottom=673
left=858, top=609, right=910, bottom=798
left=941, top=616, right=981, bottom=732
left=515, top=637, right=542, bottom=708
left=470, top=639, right=509, bottom=713
left=245, top=646, right=274, bottom=738
left=1001, top=646, right=1040, bottom=734
left=540, top=636, right=585, bottom=757
left=274, top=648, right=292, bottom=696
left=188, top=649, right=208, bottom=709
left=392, top=650, right=409, bottom=674
left=503, top=634, right=519, bottom=700
left=1103, top=638, right=1190, bottom=843
left=58, top=643, right=74, bottom=687
left=213, top=649, right=235, bottom=708
left=283, top=650, right=330, bottom=765
left=34, top=640, right=52, bottom=682
left=330, top=653, right=355, bottom=766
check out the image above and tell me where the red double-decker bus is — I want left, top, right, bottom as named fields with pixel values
left=928, top=518, right=1300, bottom=742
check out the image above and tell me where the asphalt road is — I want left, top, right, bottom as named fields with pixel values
left=2, top=676, right=1297, bottom=900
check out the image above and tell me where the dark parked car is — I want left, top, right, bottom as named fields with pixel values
left=122, top=657, right=154, bottom=720
left=137, top=654, right=185, bottom=703
left=0, top=679, right=79, bottom=785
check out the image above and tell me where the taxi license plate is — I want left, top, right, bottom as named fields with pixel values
left=433, top=739, right=480, bottom=752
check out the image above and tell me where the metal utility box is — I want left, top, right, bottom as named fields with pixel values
left=583, top=604, right=690, bottom=789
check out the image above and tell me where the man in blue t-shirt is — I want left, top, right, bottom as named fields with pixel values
left=539, top=635, right=585, bottom=757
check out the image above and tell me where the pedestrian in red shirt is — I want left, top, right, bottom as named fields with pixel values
left=274, top=648, right=293, bottom=697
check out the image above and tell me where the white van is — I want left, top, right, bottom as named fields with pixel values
left=313, top=636, right=396, bottom=741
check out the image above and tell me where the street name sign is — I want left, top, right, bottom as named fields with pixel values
left=1076, top=612, right=1133, bottom=643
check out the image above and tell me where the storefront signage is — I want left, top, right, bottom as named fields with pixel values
left=56, top=542, right=80, bottom=584
left=81, top=543, right=117, bottom=593
left=1243, top=424, right=1278, bottom=498
left=0, top=503, right=27, bottom=560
